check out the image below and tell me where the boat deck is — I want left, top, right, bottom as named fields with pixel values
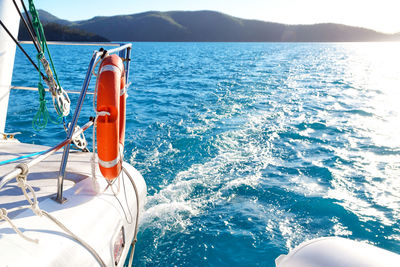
left=0, top=141, right=94, bottom=219
left=0, top=140, right=146, bottom=266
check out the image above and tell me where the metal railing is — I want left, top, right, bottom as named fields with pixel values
left=56, top=43, right=132, bottom=203
left=0, top=43, right=133, bottom=204
left=0, top=119, right=93, bottom=191
left=10, top=86, right=95, bottom=95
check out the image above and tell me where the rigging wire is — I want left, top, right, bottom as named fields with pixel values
left=28, top=0, right=62, bottom=92
left=0, top=19, right=47, bottom=80
left=5, top=0, right=72, bottom=130
left=28, top=0, right=71, bottom=122
left=12, top=0, right=40, bottom=53
left=20, top=0, right=36, bottom=38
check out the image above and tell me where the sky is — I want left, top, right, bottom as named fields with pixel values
left=33, top=0, right=400, bottom=34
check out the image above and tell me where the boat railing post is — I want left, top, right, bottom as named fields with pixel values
left=118, top=44, right=131, bottom=81
left=125, top=46, right=132, bottom=81
left=118, top=43, right=126, bottom=59
left=53, top=44, right=131, bottom=203
left=53, top=52, right=99, bottom=203
left=0, top=120, right=93, bottom=191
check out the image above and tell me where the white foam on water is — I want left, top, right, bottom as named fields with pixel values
left=140, top=105, right=284, bottom=237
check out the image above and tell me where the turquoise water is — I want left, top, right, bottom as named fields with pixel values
left=9, top=43, right=400, bottom=266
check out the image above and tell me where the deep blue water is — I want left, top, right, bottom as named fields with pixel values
left=8, top=42, right=400, bottom=266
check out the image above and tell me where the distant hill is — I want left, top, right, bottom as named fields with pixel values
left=19, top=22, right=109, bottom=42
left=31, top=10, right=71, bottom=26
left=18, top=10, right=109, bottom=42
left=19, top=10, right=400, bottom=42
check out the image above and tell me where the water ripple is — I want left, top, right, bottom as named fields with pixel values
left=8, top=42, right=400, bottom=266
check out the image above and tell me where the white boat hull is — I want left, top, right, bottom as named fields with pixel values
left=0, top=142, right=146, bottom=266
left=276, top=236, right=400, bottom=267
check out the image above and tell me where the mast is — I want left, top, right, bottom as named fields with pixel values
left=0, top=0, right=21, bottom=133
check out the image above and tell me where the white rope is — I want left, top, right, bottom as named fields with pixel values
left=90, top=54, right=138, bottom=265
left=90, top=56, right=113, bottom=190
left=16, top=175, right=42, bottom=217
left=0, top=165, right=39, bottom=243
left=0, top=208, right=39, bottom=243
left=41, top=210, right=106, bottom=267
left=106, top=172, right=133, bottom=224
left=1, top=168, right=106, bottom=266
left=0, top=176, right=15, bottom=191
left=120, top=170, right=133, bottom=224
left=91, top=55, right=106, bottom=77
left=90, top=111, right=110, bottom=193
left=122, top=166, right=141, bottom=267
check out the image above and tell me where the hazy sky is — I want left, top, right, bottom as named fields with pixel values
left=33, top=0, right=400, bottom=33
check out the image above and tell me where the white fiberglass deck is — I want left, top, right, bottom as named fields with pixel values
left=0, top=142, right=89, bottom=217
left=0, top=141, right=146, bottom=266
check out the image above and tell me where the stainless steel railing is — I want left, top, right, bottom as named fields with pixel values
left=0, top=119, right=93, bottom=190
left=55, top=43, right=132, bottom=203
left=0, top=43, right=133, bottom=204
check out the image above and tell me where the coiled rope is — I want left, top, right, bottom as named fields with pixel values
left=32, top=82, right=54, bottom=131
left=28, top=0, right=66, bottom=129
left=1, top=0, right=71, bottom=130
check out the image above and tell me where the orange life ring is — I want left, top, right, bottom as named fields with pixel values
left=96, top=54, right=126, bottom=180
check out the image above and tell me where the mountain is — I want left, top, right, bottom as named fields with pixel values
left=18, top=10, right=109, bottom=42
left=71, top=10, right=400, bottom=42
left=19, top=10, right=400, bottom=42
left=32, top=10, right=71, bottom=25
left=19, top=22, right=109, bottom=42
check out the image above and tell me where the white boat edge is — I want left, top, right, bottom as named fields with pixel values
left=0, top=0, right=147, bottom=266
left=276, top=236, right=400, bottom=267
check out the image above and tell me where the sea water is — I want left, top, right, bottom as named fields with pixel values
left=8, top=42, right=400, bottom=266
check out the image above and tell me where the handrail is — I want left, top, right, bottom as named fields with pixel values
left=19, top=41, right=120, bottom=46
left=55, top=51, right=99, bottom=203
left=54, top=43, right=132, bottom=203
left=0, top=120, right=93, bottom=191
left=1, top=43, right=132, bottom=203
left=11, top=86, right=94, bottom=95
left=99, top=43, right=132, bottom=56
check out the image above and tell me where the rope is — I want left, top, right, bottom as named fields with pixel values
left=89, top=51, right=138, bottom=265
left=27, top=0, right=71, bottom=125
left=41, top=211, right=106, bottom=267
left=29, top=0, right=61, bottom=125
left=32, top=82, right=55, bottom=131
left=28, top=0, right=61, bottom=90
left=122, top=166, right=141, bottom=267
left=0, top=19, right=46, bottom=79
left=91, top=55, right=105, bottom=77
left=90, top=56, right=105, bottom=190
left=0, top=167, right=40, bottom=243
left=90, top=111, right=110, bottom=194
left=12, top=0, right=40, bottom=53
left=105, top=173, right=134, bottom=225
left=0, top=208, right=39, bottom=243
left=120, top=171, right=133, bottom=224
left=0, top=165, right=107, bottom=266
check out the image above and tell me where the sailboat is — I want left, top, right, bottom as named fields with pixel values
left=0, top=0, right=146, bottom=266
left=2, top=1, right=400, bottom=267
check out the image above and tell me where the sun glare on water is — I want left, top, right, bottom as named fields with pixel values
left=327, top=43, right=400, bottom=227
